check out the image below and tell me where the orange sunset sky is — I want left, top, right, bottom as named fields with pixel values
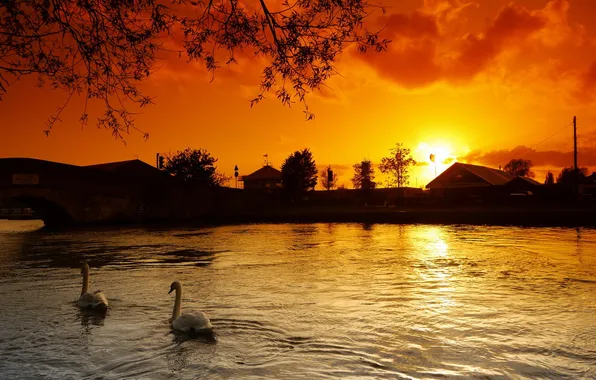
left=1, top=0, right=596, bottom=188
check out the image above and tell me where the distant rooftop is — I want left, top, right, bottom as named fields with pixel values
left=241, top=165, right=282, bottom=181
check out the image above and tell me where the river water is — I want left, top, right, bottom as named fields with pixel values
left=0, top=220, right=595, bottom=379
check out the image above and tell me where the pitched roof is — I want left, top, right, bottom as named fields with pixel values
left=241, top=165, right=282, bottom=181
left=507, top=176, right=542, bottom=186
left=86, top=159, right=169, bottom=182
left=427, top=162, right=515, bottom=188
left=458, top=163, right=514, bottom=185
left=86, top=160, right=139, bottom=171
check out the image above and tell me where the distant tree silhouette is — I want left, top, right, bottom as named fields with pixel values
left=281, top=149, right=318, bottom=196
left=352, top=160, right=376, bottom=190
left=337, top=184, right=347, bottom=190
left=320, top=166, right=338, bottom=191
left=163, top=148, right=229, bottom=187
left=379, top=143, right=416, bottom=187
left=1, top=0, right=388, bottom=140
left=556, top=167, right=588, bottom=186
left=504, top=159, right=534, bottom=177
left=544, top=171, right=555, bottom=185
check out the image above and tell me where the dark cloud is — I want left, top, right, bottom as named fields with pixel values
left=358, top=1, right=569, bottom=87
left=460, top=145, right=596, bottom=169
left=380, top=12, right=440, bottom=39
left=360, top=11, right=442, bottom=88
left=448, top=3, right=547, bottom=81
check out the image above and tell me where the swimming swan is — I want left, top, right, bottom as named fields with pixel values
left=78, top=261, right=109, bottom=310
left=169, top=281, right=212, bottom=333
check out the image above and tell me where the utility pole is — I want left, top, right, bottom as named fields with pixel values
left=573, top=116, right=579, bottom=200
left=573, top=116, right=577, bottom=172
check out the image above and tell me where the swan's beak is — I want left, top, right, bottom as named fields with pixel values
left=168, top=288, right=174, bottom=294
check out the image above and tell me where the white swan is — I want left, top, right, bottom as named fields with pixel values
left=77, top=261, right=109, bottom=310
left=169, top=281, right=212, bottom=333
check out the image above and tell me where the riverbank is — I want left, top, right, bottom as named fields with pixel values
left=33, top=205, right=596, bottom=231
left=0, top=215, right=42, bottom=221
left=202, top=206, right=596, bottom=228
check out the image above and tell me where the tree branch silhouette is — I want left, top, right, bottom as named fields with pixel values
left=1, top=0, right=389, bottom=140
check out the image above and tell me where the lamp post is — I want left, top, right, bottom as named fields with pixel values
left=234, top=165, right=239, bottom=189
left=430, top=153, right=436, bottom=178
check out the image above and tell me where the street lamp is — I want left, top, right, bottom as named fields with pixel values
left=430, top=153, right=436, bottom=177
left=234, top=165, right=239, bottom=188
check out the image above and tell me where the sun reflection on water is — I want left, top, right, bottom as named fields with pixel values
left=409, top=226, right=458, bottom=315
left=413, top=226, right=450, bottom=257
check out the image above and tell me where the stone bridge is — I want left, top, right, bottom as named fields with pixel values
left=0, top=158, right=160, bottom=226
left=0, top=157, right=203, bottom=226
left=0, top=158, right=262, bottom=227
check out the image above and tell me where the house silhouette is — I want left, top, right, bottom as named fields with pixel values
left=427, top=162, right=542, bottom=202
left=241, top=165, right=283, bottom=190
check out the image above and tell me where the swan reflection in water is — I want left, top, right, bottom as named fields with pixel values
left=166, top=329, right=217, bottom=375
left=77, top=307, right=107, bottom=331
left=171, top=329, right=217, bottom=345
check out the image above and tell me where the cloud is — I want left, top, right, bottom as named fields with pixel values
left=423, top=0, right=478, bottom=23
left=358, top=0, right=578, bottom=89
left=576, top=61, right=596, bottom=102
left=448, top=3, right=548, bottom=81
left=361, top=11, right=442, bottom=88
left=582, top=129, right=596, bottom=146
left=316, top=164, right=351, bottom=177
left=460, top=145, right=596, bottom=169
left=380, top=12, right=440, bottom=39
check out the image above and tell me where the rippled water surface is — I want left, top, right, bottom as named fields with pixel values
left=0, top=220, right=595, bottom=379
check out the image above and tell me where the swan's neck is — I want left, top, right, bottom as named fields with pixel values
left=82, top=268, right=89, bottom=295
left=172, top=287, right=182, bottom=321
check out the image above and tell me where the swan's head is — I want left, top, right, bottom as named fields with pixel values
left=169, top=281, right=181, bottom=294
left=80, top=261, right=90, bottom=275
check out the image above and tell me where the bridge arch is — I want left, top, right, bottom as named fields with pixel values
left=0, top=188, right=76, bottom=227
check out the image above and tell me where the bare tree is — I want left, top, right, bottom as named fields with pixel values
left=379, top=143, right=416, bottom=187
left=320, top=166, right=337, bottom=190
left=1, top=0, right=388, bottom=140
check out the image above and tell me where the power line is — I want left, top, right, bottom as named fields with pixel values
left=503, top=121, right=573, bottom=164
